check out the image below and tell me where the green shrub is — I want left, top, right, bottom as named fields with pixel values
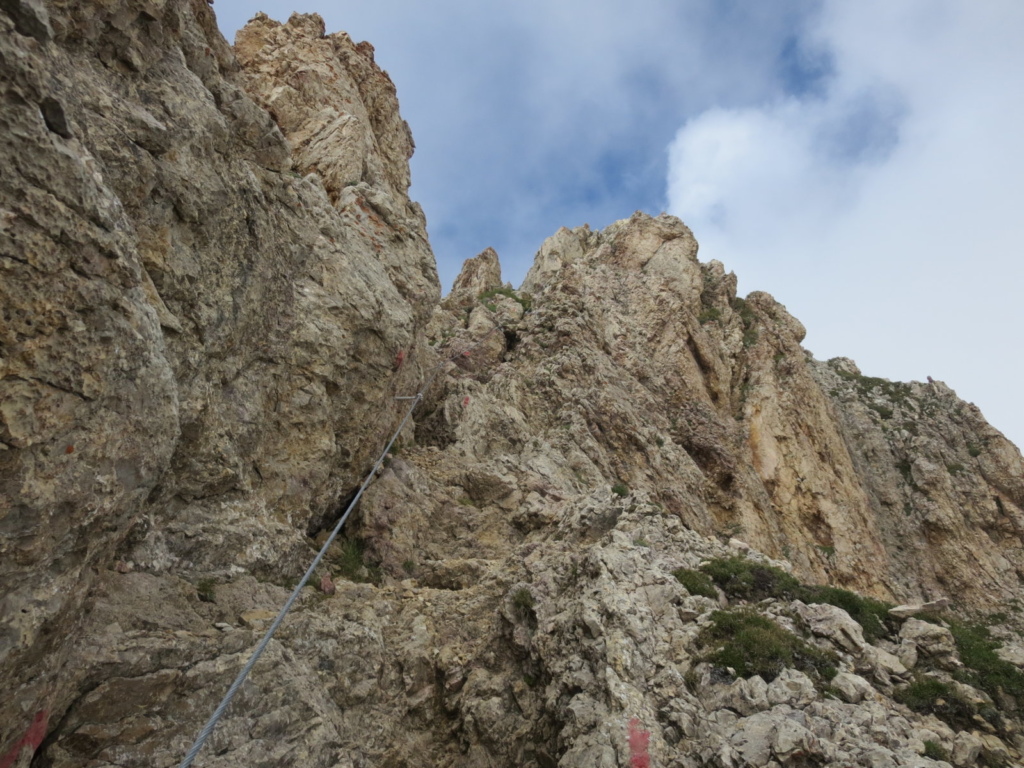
left=730, top=297, right=760, bottom=348
left=895, top=676, right=978, bottom=731
left=832, top=367, right=913, bottom=402
left=868, top=403, right=893, bottom=420
left=948, top=619, right=1024, bottom=713
left=673, top=568, right=718, bottom=599
left=479, top=287, right=532, bottom=313
left=196, top=578, right=217, bottom=604
left=699, top=558, right=895, bottom=642
left=512, top=587, right=535, bottom=619
left=513, top=587, right=534, bottom=610
left=698, top=308, right=722, bottom=325
left=801, top=585, right=893, bottom=643
left=335, top=539, right=380, bottom=584
left=923, top=740, right=949, bottom=761
left=611, top=483, right=630, bottom=497
left=968, top=443, right=982, bottom=457
left=698, top=609, right=837, bottom=683
left=700, top=557, right=804, bottom=602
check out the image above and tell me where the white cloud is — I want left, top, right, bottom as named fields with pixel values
left=666, top=0, right=1024, bottom=446
left=214, top=1, right=1024, bottom=447
left=215, top=1, right=819, bottom=286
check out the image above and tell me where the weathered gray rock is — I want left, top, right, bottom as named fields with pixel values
left=830, top=671, right=876, bottom=704
left=4, top=1, right=1024, bottom=767
left=794, top=601, right=868, bottom=654
left=899, top=619, right=958, bottom=663
left=889, top=598, right=951, bottom=619
left=0, top=1, right=437, bottom=753
left=951, top=731, right=984, bottom=766
left=766, top=669, right=817, bottom=709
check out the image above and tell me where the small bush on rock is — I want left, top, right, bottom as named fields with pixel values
left=335, top=539, right=381, bottom=584
left=512, top=587, right=535, bottom=614
left=895, top=675, right=979, bottom=731
left=801, top=585, right=893, bottom=643
left=700, top=557, right=803, bottom=602
left=196, top=578, right=217, bottom=604
left=948, top=619, right=1024, bottom=715
left=923, top=741, right=949, bottom=761
left=700, top=557, right=894, bottom=642
left=698, top=609, right=838, bottom=683
left=673, top=568, right=718, bottom=599
left=478, top=287, right=532, bottom=313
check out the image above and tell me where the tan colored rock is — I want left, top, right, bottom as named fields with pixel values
left=5, top=1, right=1024, bottom=766
left=0, top=0, right=437, bottom=748
left=766, top=668, right=817, bottom=708
left=239, top=609, right=277, bottom=628
left=888, top=598, right=951, bottom=619
left=445, top=247, right=505, bottom=309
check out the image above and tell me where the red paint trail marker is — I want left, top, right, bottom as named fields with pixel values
left=1, top=710, right=49, bottom=768
left=628, top=718, right=651, bottom=768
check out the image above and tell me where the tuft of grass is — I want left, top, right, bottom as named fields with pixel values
left=833, top=367, right=913, bottom=402
left=698, top=307, right=722, bottom=325
left=698, top=609, right=837, bottom=683
left=801, top=585, right=893, bottom=644
left=699, top=557, right=894, bottom=642
left=923, top=741, right=949, bottom=762
left=868, top=403, right=893, bottom=420
left=700, top=557, right=804, bottom=602
left=731, top=297, right=759, bottom=348
left=968, top=443, right=982, bottom=457
left=196, top=578, right=217, bottom=604
left=479, top=287, right=532, bottom=313
left=512, top=587, right=535, bottom=617
left=611, top=483, right=630, bottom=497
left=673, top=568, right=718, bottom=599
left=335, top=539, right=381, bottom=584
left=948, top=619, right=1024, bottom=715
left=895, top=676, right=979, bottom=731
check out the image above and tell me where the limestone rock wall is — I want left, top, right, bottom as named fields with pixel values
left=0, top=0, right=437, bottom=751
left=403, top=214, right=1024, bottom=611
left=3, top=1, right=1024, bottom=767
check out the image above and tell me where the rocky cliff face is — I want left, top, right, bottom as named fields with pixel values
left=0, top=1, right=436, bottom=758
left=3, top=3, right=1024, bottom=767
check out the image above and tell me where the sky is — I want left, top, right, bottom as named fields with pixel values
left=214, top=1, right=1024, bottom=449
